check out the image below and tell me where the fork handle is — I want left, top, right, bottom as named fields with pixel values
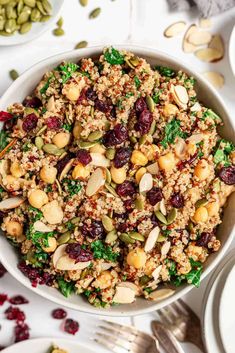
left=151, top=321, right=186, bottom=353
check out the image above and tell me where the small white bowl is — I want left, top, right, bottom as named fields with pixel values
left=229, top=24, right=235, bottom=76
left=0, top=46, right=234, bottom=316
left=0, top=0, right=64, bottom=47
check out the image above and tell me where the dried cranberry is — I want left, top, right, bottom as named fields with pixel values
left=0, top=294, right=8, bottom=306
left=146, top=187, right=163, bottom=206
left=135, top=109, right=153, bottom=135
left=76, top=149, right=92, bottom=166
left=18, top=261, right=41, bottom=287
left=66, top=243, right=93, bottom=263
left=5, top=306, right=25, bottom=322
left=42, top=272, right=55, bottom=287
left=64, top=318, right=79, bottom=335
left=46, top=116, right=62, bottom=130
left=110, top=106, right=117, bottom=120
left=116, top=181, right=136, bottom=198
left=117, top=223, right=128, bottom=232
left=170, top=192, right=184, bottom=208
left=103, top=124, right=128, bottom=147
left=86, top=87, right=97, bottom=101
left=77, top=88, right=87, bottom=104
left=0, top=111, right=13, bottom=122
left=0, top=263, right=6, bottom=278
left=23, top=97, right=42, bottom=108
left=123, top=199, right=133, bottom=213
left=81, top=220, right=104, bottom=239
left=178, top=152, right=198, bottom=171
left=218, top=166, right=235, bottom=185
left=52, top=308, right=67, bottom=319
left=14, top=322, right=30, bottom=342
left=56, top=152, right=74, bottom=175
left=114, top=147, right=131, bottom=168
left=0, top=346, right=6, bottom=350
left=9, top=295, right=29, bottom=305
left=22, top=114, right=38, bottom=132
left=151, top=214, right=159, bottom=227
left=135, top=97, right=147, bottom=115
left=95, top=99, right=112, bottom=113
left=196, top=232, right=213, bottom=247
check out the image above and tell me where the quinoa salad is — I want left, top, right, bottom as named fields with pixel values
left=0, top=47, right=234, bottom=308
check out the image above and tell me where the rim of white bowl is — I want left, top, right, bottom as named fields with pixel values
left=0, top=45, right=234, bottom=316
left=229, top=24, right=235, bottom=77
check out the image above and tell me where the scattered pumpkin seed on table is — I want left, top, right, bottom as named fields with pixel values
left=75, top=40, right=88, bottom=49
left=89, top=7, right=101, bottom=19
left=9, top=69, right=19, bottom=81
left=53, top=27, right=64, bottom=36
left=56, top=16, right=63, bottom=28
left=79, top=0, right=88, bottom=7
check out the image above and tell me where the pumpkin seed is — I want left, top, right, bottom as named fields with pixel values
left=9, top=69, right=19, bottom=80
left=110, top=182, right=117, bottom=189
left=125, top=56, right=139, bottom=69
left=56, top=16, right=63, bottom=28
left=79, top=0, right=88, bottom=6
left=19, top=21, right=31, bottom=33
left=26, top=250, right=38, bottom=264
left=101, top=215, right=114, bottom=232
left=0, top=0, right=10, bottom=4
left=188, top=222, right=194, bottom=232
left=89, top=7, right=101, bottom=19
left=35, top=136, right=43, bottom=150
left=30, top=8, right=41, bottom=21
left=149, top=120, right=156, bottom=135
left=24, top=0, right=35, bottom=7
left=155, top=210, right=168, bottom=225
left=0, top=30, right=13, bottom=35
left=129, top=231, right=145, bottom=241
left=90, top=106, right=94, bottom=118
left=146, top=95, right=155, bottom=113
left=41, top=0, right=51, bottom=14
left=53, top=27, right=64, bottom=36
left=105, top=168, right=111, bottom=184
left=139, top=275, right=151, bottom=285
left=105, top=148, right=115, bottom=160
left=104, top=120, right=111, bottom=131
left=17, top=10, right=29, bottom=24
left=156, top=234, right=166, bottom=242
left=75, top=40, right=88, bottom=49
left=36, top=1, right=47, bottom=15
left=0, top=19, right=5, bottom=31
left=119, top=233, right=135, bottom=244
left=70, top=217, right=80, bottom=225
left=6, top=4, right=14, bottom=19
left=43, top=144, right=64, bottom=155
left=167, top=208, right=177, bottom=224
left=17, top=0, right=24, bottom=14
left=129, top=136, right=137, bottom=144
left=195, top=198, right=208, bottom=208
left=36, top=125, right=47, bottom=136
left=78, top=140, right=98, bottom=149
left=134, top=197, right=144, bottom=211
left=104, top=182, right=118, bottom=196
left=105, top=230, right=117, bottom=244
left=40, top=14, right=50, bottom=21
left=5, top=18, right=16, bottom=32
left=139, top=134, right=147, bottom=145
left=57, top=231, right=71, bottom=245
left=88, top=130, right=103, bottom=142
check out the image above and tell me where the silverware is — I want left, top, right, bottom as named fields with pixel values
left=158, top=299, right=206, bottom=353
left=94, top=320, right=160, bottom=353
left=151, top=320, right=186, bottom=353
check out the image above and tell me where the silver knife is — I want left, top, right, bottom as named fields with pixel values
left=151, top=320, right=186, bottom=353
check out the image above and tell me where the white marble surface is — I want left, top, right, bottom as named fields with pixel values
left=0, top=0, right=234, bottom=352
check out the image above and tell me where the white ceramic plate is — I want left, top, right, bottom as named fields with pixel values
left=0, top=46, right=234, bottom=316
left=1, top=337, right=95, bottom=353
left=0, top=0, right=64, bottom=46
left=229, top=24, right=235, bottom=76
left=219, top=262, right=235, bottom=353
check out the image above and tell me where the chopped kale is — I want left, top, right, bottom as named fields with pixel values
left=57, top=277, right=75, bottom=297
left=57, top=62, right=78, bottom=84
left=91, top=240, right=119, bottom=262
left=134, top=76, right=141, bottom=88
left=104, top=47, right=124, bottom=65
left=155, top=66, right=175, bottom=77
left=40, top=75, right=53, bottom=94
left=0, top=130, right=9, bottom=151
left=62, top=178, right=82, bottom=196
left=213, top=139, right=234, bottom=167
left=161, top=119, right=187, bottom=149
left=62, top=123, right=73, bottom=132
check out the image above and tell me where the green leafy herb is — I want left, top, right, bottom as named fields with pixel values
left=213, top=139, right=234, bottom=166
left=57, top=63, right=78, bottom=84
left=41, top=107, right=47, bottom=114
left=22, top=143, right=31, bottom=152
left=152, top=90, right=162, bottom=104
left=57, top=277, right=75, bottom=297
left=184, top=77, right=196, bottom=87
left=161, top=119, right=187, bottom=149
left=162, top=229, right=171, bottom=237
left=173, top=258, right=203, bottom=288
left=134, top=76, right=141, bottom=88
left=122, top=275, right=127, bottom=281
left=0, top=130, right=9, bottom=151
left=104, top=47, right=124, bottom=65
left=125, top=92, right=134, bottom=98
left=46, top=185, right=52, bottom=193
left=34, top=251, right=48, bottom=263
left=62, top=178, right=82, bottom=196
left=155, top=66, right=175, bottom=77
left=27, top=229, right=54, bottom=248
left=202, top=109, right=222, bottom=124
left=143, top=287, right=153, bottom=294
left=62, top=123, right=72, bottom=132
left=91, top=240, right=119, bottom=262
left=196, top=141, right=204, bottom=159
left=84, top=289, right=91, bottom=297
left=117, top=99, right=123, bottom=110
left=40, top=75, right=53, bottom=95
left=29, top=206, right=43, bottom=222
left=66, top=221, right=75, bottom=231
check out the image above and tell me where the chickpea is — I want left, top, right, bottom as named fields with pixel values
left=93, top=270, right=112, bottom=289
left=145, top=144, right=158, bottom=161
left=206, top=201, right=220, bottom=217
left=230, top=150, right=235, bottom=164
left=42, top=237, right=57, bottom=253
left=10, top=161, right=25, bottom=178
left=194, top=159, right=210, bottom=181
left=90, top=144, right=106, bottom=154
left=193, top=206, right=208, bottom=223
left=72, top=163, right=90, bottom=180
left=28, top=189, right=48, bottom=209
left=158, top=152, right=176, bottom=172
left=52, top=132, right=70, bottom=149
left=6, top=221, right=23, bottom=237
left=63, top=84, right=81, bottom=101
left=40, top=165, right=57, bottom=184
left=73, top=122, right=82, bottom=139
left=41, top=200, right=64, bottom=224
left=131, top=150, right=148, bottom=166
left=187, top=142, right=197, bottom=156
left=135, top=167, right=147, bottom=184
left=110, top=166, right=126, bottom=184
left=5, top=175, right=21, bottom=191
left=127, top=248, right=147, bottom=269
left=163, top=103, right=179, bottom=117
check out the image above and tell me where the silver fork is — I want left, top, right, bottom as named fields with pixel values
left=158, top=299, right=206, bottom=353
left=94, top=320, right=159, bottom=353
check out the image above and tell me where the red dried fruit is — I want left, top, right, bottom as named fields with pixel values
left=86, top=87, right=97, bottom=101
left=9, top=295, right=29, bottom=305
left=46, top=116, right=62, bottom=130
left=22, top=114, right=38, bottom=132
left=66, top=243, right=93, bottom=263
left=0, top=263, right=6, bottom=278
left=77, top=88, right=87, bottom=104
left=23, top=97, right=42, bottom=108
left=76, top=149, right=92, bottom=166
left=95, top=99, right=112, bottom=113
left=52, top=308, right=67, bottom=319
left=113, top=147, right=131, bottom=168
left=170, top=192, right=184, bottom=208
left=103, top=124, right=128, bottom=147
left=135, top=97, right=147, bottom=115
left=196, top=232, right=213, bottom=247
left=0, top=294, right=8, bottom=306
left=14, top=322, right=30, bottom=342
left=116, top=181, right=136, bottom=198
left=135, top=109, right=153, bottom=136
left=0, top=111, right=13, bottom=122
left=218, top=166, right=235, bottom=185
left=64, top=318, right=79, bottom=335
left=123, top=199, right=133, bottom=213
left=18, top=261, right=41, bottom=287
left=146, top=187, right=163, bottom=206
left=81, top=220, right=104, bottom=239
left=178, top=152, right=198, bottom=171
left=5, top=306, right=25, bottom=322
left=56, top=152, right=74, bottom=175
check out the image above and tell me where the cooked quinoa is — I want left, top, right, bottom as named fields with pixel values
left=0, top=47, right=234, bottom=307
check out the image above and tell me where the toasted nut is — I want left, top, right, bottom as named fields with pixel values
left=182, top=24, right=197, bottom=53
left=199, top=18, right=212, bottom=28
left=6, top=220, right=23, bottom=237
left=195, top=48, right=222, bottom=62
left=193, top=206, right=208, bottom=223
left=135, top=167, right=147, bottom=183
left=188, top=30, right=212, bottom=46
left=72, top=162, right=90, bottom=180
left=28, top=189, right=48, bottom=209
left=163, top=103, right=179, bottom=117
left=10, top=161, right=25, bottom=178
left=73, top=122, right=82, bottom=139
left=206, top=201, right=220, bottom=216
left=90, top=143, right=106, bottom=154
left=202, top=71, right=224, bottom=89
left=52, top=132, right=70, bottom=148
left=94, top=270, right=112, bottom=289
left=40, top=165, right=57, bottom=184
left=110, top=166, right=126, bottom=184
left=158, top=152, right=176, bottom=172
left=113, top=286, right=136, bottom=304
left=209, top=34, right=224, bottom=56
left=127, top=248, right=147, bottom=269
left=0, top=197, right=25, bottom=210
left=41, top=200, right=64, bottom=224
left=86, top=167, right=106, bottom=197
left=42, top=237, right=57, bottom=253
left=187, top=141, right=197, bottom=155
left=194, top=159, right=210, bottom=181
left=164, top=21, right=186, bottom=38
left=149, top=288, right=175, bottom=301
left=131, top=150, right=148, bottom=166
left=139, top=173, right=153, bottom=193
left=63, top=84, right=81, bottom=101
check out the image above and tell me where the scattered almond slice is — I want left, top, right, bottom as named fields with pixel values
left=146, top=162, right=159, bottom=175
left=139, top=173, right=153, bottom=193
left=188, top=30, right=212, bottom=46
left=90, top=153, right=110, bottom=167
left=152, top=265, right=163, bottom=281
left=209, top=34, right=224, bottom=55
left=164, top=21, right=187, bottom=38
left=195, top=48, right=222, bottom=62
left=182, top=24, right=198, bottom=53
left=59, top=158, right=74, bottom=182
left=33, top=221, right=53, bottom=233
left=0, top=196, right=24, bottom=210
left=161, top=241, right=171, bottom=256
left=190, top=102, right=201, bottom=112
left=86, top=167, right=106, bottom=197
left=113, top=286, right=136, bottom=304
left=203, top=71, right=224, bottom=89
left=149, top=288, right=175, bottom=301
left=144, top=226, right=160, bottom=252
left=118, top=281, right=141, bottom=295
left=199, top=18, right=212, bottom=29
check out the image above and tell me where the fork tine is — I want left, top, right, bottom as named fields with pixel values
left=102, top=320, right=138, bottom=334
left=158, top=305, right=177, bottom=325
left=95, top=331, right=130, bottom=350
left=98, top=324, right=136, bottom=341
left=177, top=299, right=198, bottom=318
left=93, top=336, right=122, bottom=353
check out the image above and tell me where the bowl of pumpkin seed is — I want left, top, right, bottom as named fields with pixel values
left=0, top=0, right=64, bottom=46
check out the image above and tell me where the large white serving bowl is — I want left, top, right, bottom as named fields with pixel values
left=0, top=45, right=234, bottom=316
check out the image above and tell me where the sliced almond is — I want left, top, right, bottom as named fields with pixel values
left=90, top=153, right=110, bottom=167
left=52, top=244, right=67, bottom=268
left=203, top=71, right=224, bottom=89
left=195, top=48, right=222, bottom=62
left=159, top=199, right=167, bottom=216
left=188, top=30, right=212, bottom=46
left=209, top=34, right=224, bottom=56
left=164, top=21, right=186, bottom=38
left=118, top=281, right=141, bottom=295
left=152, top=265, right=163, bottom=281
left=144, top=226, right=160, bottom=252
left=0, top=197, right=24, bottom=210
left=33, top=221, right=53, bottom=233
left=174, top=137, right=186, bottom=159
left=46, top=96, right=55, bottom=112
left=199, top=18, right=212, bottom=29
left=190, top=102, right=201, bottom=112
left=56, top=255, right=91, bottom=271
left=182, top=24, right=197, bottom=53
left=100, top=262, right=116, bottom=271
left=113, top=286, right=136, bottom=304
left=139, top=173, right=153, bottom=193
left=146, top=162, right=159, bottom=175
left=149, top=288, right=175, bottom=301
left=174, top=85, right=189, bottom=105
left=86, top=167, right=106, bottom=197
left=59, top=158, right=74, bottom=182
left=161, top=241, right=171, bottom=256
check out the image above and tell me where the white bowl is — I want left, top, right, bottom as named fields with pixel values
left=0, top=45, right=234, bottom=316
left=229, top=25, right=235, bottom=77
left=0, top=0, right=64, bottom=46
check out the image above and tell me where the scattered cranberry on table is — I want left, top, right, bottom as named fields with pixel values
left=64, top=318, right=79, bottom=335
left=52, top=308, right=67, bottom=320
left=9, top=295, right=29, bottom=305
